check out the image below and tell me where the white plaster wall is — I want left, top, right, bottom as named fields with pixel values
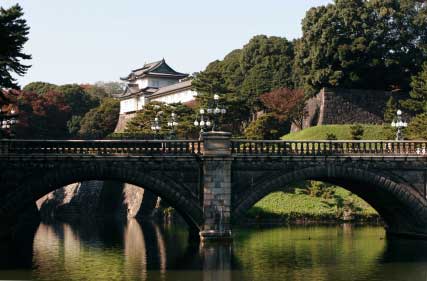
left=135, top=78, right=149, bottom=89
left=134, top=77, right=177, bottom=89
left=151, top=89, right=197, bottom=104
left=120, top=98, right=138, bottom=114
left=137, top=96, right=146, bottom=110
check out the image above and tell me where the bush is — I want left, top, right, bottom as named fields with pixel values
left=406, top=113, right=427, bottom=140
left=326, top=133, right=337, bottom=140
left=350, top=124, right=364, bottom=140
left=244, top=113, right=290, bottom=140
left=303, top=181, right=335, bottom=199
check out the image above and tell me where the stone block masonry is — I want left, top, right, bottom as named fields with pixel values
left=199, top=132, right=233, bottom=242
left=294, top=87, right=404, bottom=131
left=2, top=137, right=427, bottom=242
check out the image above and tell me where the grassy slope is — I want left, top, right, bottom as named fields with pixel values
left=282, top=124, right=391, bottom=140
left=248, top=125, right=385, bottom=221
left=249, top=189, right=378, bottom=221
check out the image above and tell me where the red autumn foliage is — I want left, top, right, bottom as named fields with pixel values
left=9, top=90, right=72, bottom=138
left=260, top=88, right=307, bottom=130
left=0, top=89, right=20, bottom=114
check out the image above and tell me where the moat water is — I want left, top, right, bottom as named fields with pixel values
left=1, top=220, right=427, bottom=281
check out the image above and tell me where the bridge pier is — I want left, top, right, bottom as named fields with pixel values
left=199, top=132, right=233, bottom=242
left=0, top=201, right=40, bottom=245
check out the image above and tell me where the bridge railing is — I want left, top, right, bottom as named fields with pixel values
left=231, top=140, right=427, bottom=156
left=0, top=139, right=202, bottom=156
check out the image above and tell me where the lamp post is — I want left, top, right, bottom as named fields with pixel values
left=193, top=108, right=212, bottom=133
left=0, top=106, right=19, bottom=138
left=150, top=115, right=162, bottom=139
left=194, top=94, right=226, bottom=133
left=391, top=109, right=408, bottom=141
left=167, top=112, right=179, bottom=139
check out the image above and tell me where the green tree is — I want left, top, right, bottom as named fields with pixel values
left=67, top=115, right=83, bottom=137
left=295, top=0, right=427, bottom=95
left=401, top=62, right=427, bottom=115
left=406, top=113, right=427, bottom=140
left=384, top=96, right=399, bottom=123
left=0, top=4, right=31, bottom=89
left=240, top=35, right=294, bottom=89
left=244, top=113, right=290, bottom=140
left=55, top=84, right=100, bottom=135
left=125, top=102, right=198, bottom=139
left=81, top=84, right=109, bottom=100
left=23, top=82, right=57, bottom=95
left=56, top=84, right=99, bottom=117
left=192, top=35, right=295, bottom=134
left=78, top=98, right=120, bottom=139
left=304, top=181, right=335, bottom=199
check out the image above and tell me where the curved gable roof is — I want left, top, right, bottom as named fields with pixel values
left=121, top=59, right=188, bottom=81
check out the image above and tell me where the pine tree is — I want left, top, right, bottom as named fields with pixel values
left=401, top=62, right=427, bottom=115
left=0, top=4, right=31, bottom=89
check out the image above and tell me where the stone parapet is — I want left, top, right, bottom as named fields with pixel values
left=201, top=131, right=232, bottom=156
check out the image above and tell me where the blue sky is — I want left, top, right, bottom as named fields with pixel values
left=3, top=0, right=332, bottom=87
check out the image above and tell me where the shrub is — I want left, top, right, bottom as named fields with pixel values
left=326, top=133, right=337, bottom=140
left=350, top=124, right=364, bottom=140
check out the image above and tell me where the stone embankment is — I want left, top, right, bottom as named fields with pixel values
left=37, top=181, right=159, bottom=221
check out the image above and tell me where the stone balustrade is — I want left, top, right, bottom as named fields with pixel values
left=0, top=139, right=202, bottom=155
left=1, top=139, right=427, bottom=157
left=231, top=140, right=427, bottom=156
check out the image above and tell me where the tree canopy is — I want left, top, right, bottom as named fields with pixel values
left=7, top=81, right=122, bottom=138
left=260, top=88, right=307, bottom=130
left=78, top=98, right=120, bottom=139
left=402, top=62, right=427, bottom=115
left=192, top=35, right=295, bottom=134
left=125, top=102, right=199, bottom=139
left=406, top=113, right=427, bottom=140
left=0, top=4, right=31, bottom=89
left=243, top=113, right=290, bottom=140
left=294, top=0, right=427, bottom=95
left=14, top=90, right=71, bottom=138
left=23, top=82, right=57, bottom=95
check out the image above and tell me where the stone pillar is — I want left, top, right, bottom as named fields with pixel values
left=199, top=131, right=233, bottom=242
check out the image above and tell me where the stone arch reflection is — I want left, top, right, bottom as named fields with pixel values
left=123, top=219, right=147, bottom=279
left=30, top=219, right=213, bottom=280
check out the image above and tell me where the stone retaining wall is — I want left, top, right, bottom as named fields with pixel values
left=292, top=87, right=402, bottom=131
left=37, top=181, right=158, bottom=221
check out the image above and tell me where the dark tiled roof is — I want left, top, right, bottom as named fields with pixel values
left=113, top=84, right=144, bottom=99
left=114, top=80, right=193, bottom=100
left=121, top=59, right=188, bottom=81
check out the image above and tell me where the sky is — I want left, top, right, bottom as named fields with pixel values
left=3, top=0, right=332, bottom=87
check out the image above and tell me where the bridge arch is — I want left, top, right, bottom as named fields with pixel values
left=3, top=161, right=203, bottom=234
left=233, top=165, right=427, bottom=237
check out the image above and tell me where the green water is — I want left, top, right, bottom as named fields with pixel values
left=1, top=220, right=427, bottom=281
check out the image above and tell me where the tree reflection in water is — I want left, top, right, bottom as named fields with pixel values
left=2, top=221, right=427, bottom=281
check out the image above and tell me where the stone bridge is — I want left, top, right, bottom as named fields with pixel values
left=1, top=132, right=427, bottom=241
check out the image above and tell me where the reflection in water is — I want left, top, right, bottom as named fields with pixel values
left=200, top=243, right=233, bottom=281
left=2, top=221, right=427, bottom=280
